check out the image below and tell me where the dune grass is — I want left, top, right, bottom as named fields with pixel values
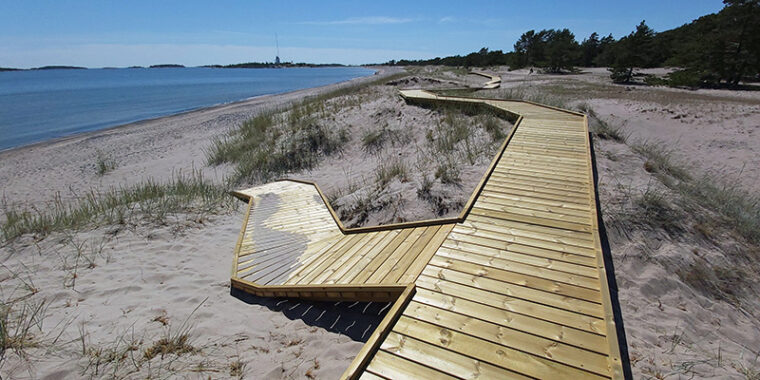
left=207, top=73, right=408, bottom=184
left=1, top=170, right=232, bottom=242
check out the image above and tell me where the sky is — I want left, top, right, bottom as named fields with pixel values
left=0, top=0, right=725, bottom=68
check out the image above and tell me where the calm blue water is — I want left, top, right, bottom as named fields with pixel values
left=0, top=67, right=374, bottom=151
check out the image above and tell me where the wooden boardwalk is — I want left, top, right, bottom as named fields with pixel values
left=230, top=89, right=624, bottom=379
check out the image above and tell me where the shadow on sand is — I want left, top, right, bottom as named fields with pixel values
left=231, top=287, right=391, bottom=343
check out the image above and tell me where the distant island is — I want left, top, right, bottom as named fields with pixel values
left=149, top=64, right=185, bottom=68
left=204, top=61, right=345, bottom=69
left=1, top=62, right=347, bottom=71
left=33, top=65, right=87, bottom=70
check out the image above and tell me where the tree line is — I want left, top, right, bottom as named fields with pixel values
left=384, top=0, right=759, bottom=88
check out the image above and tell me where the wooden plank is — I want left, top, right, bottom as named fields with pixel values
left=471, top=204, right=593, bottom=233
left=480, top=185, right=592, bottom=207
left=325, top=231, right=400, bottom=284
left=446, top=229, right=598, bottom=268
left=428, top=255, right=602, bottom=303
left=480, top=190, right=591, bottom=211
left=398, top=224, right=454, bottom=283
left=403, top=302, right=611, bottom=376
left=491, top=169, right=591, bottom=187
left=415, top=274, right=606, bottom=334
left=342, top=285, right=417, bottom=380
left=464, top=214, right=595, bottom=247
left=363, top=350, right=458, bottom=380
left=412, top=289, right=608, bottom=354
left=436, top=246, right=600, bottom=288
left=347, top=228, right=416, bottom=284
left=392, top=316, right=609, bottom=379
left=231, top=199, right=254, bottom=277
left=358, top=371, right=387, bottom=380
left=453, top=222, right=597, bottom=256
left=440, top=240, right=598, bottom=278
left=287, top=234, right=364, bottom=284
left=381, top=331, right=531, bottom=379
left=315, top=232, right=390, bottom=284
left=421, top=265, right=604, bottom=318
left=365, top=227, right=428, bottom=284
left=378, top=225, right=441, bottom=284
left=477, top=194, right=591, bottom=217
left=484, top=179, right=592, bottom=202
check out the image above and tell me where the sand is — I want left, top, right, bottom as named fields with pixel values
left=2, top=65, right=759, bottom=379
left=0, top=69, right=401, bottom=379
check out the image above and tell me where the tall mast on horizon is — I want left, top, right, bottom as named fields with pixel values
left=275, top=33, right=281, bottom=65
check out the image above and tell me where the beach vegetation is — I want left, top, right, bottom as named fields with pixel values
left=207, top=73, right=408, bottom=184
left=374, top=158, right=409, bottom=186
left=0, top=299, right=46, bottom=359
left=95, top=150, right=118, bottom=176
left=0, top=170, right=232, bottom=242
left=360, top=123, right=405, bottom=155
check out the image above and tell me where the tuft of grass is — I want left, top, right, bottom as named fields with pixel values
left=676, top=258, right=744, bottom=304
left=375, top=158, right=409, bottom=187
left=434, top=159, right=461, bottom=185
left=95, top=150, right=118, bottom=176
left=143, top=298, right=205, bottom=361
left=633, top=187, right=682, bottom=234
left=230, top=360, right=246, bottom=378
left=679, top=176, right=760, bottom=245
left=360, top=123, right=405, bottom=155
left=416, top=175, right=434, bottom=200
left=633, top=142, right=692, bottom=183
left=0, top=299, right=46, bottom=358
left=1, top=170, right=232, bottom=242
left=142, top=333, right=195, bottom=361
left=590, top=117, right=628, bottom=143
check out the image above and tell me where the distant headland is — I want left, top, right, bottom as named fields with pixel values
left=1, top=62, right=348, bottom=71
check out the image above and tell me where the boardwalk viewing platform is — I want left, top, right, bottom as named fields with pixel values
left=229, top=88, right=625, bottom=379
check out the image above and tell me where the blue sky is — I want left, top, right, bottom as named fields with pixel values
left=1, top=0, right=724, bottom=68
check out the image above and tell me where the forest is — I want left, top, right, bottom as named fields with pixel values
left=383, top=0, right=760, bottom=88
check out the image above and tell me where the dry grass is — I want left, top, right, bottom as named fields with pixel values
left=229, top=360, right=246, bottom=378
left=207, top=73, right=408, bottom=184
left=142, top=333, right=196, bottom=361
left=95, top=149, right=118, bottom=176
left=675, top=257, right=745, bottom=305
left=375, top=158, right=409, bottom=186
left=0, top=169, right=233, bottom=242
left=0, top=299, right=46, bottom=358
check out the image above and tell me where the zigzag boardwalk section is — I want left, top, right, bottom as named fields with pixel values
left=229, top=89, right=624, bottom=379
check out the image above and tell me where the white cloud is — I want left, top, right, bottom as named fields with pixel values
left=298, top=16, right=414, bottom=25
left=439, top=16, right=455, bottom=23
left=0, top=43, right=436, bottom=68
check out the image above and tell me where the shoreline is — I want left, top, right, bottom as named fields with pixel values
left=0, top=67, right=382, bottom=156
left=0, top=66, right=399, bottom=207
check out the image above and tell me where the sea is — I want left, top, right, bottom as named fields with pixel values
left=0, top=66, right=375, bottom=151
